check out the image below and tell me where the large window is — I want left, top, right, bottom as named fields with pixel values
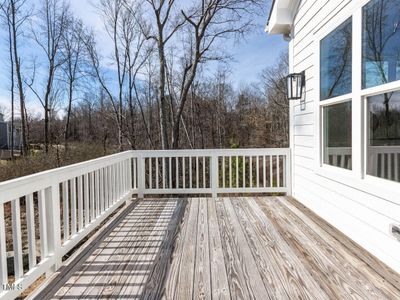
left=320, top=18, right=352, bottom=100
left=362, top=0, right=400, bottom=184
left=367, top=91, right=400, bottom=182
left=320, top=17, right=353, bottom=170
left=362, top=0, right=400, bottom=89
left=317, top=0, right=400, bottom=185
left=323, top=102, right=352, bottom=170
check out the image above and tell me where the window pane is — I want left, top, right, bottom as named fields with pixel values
left=323, top=101, right=352, bottom=169
left=320, top=18, right=352, bottom=100
left=367, top=91, right=400, bottom=182
left=363, top=0, right=400, bottom=89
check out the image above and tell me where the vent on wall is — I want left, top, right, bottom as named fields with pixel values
left=390, top=224, right=400, bottom=241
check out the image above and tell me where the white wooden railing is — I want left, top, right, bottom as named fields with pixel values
left=134, top=149, right=291, bottom=197
left=0, top=148, right=290, bottom=299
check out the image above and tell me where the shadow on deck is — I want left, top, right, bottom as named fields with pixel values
left=31, top=197, right=400, bottom=300
left=33, top=199, right=186, bottom=299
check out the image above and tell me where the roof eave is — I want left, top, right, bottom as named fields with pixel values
left=266, top=0, right=300, bottom=35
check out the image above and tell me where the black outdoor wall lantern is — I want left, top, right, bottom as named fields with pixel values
left=286, top=71, right=305, bottom=100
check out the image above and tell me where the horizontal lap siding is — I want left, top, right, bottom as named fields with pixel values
left=290, top=0, right=400, bottom=273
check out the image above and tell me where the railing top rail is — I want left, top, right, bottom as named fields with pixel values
left=0, top=151, right=133, bottom=202
left=132, top=148, right=290, bottom=157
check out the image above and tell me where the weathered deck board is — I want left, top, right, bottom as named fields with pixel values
left=231, top=197, right=327, bottom=299
left=256, top=196, right=400, bottom=300
left=216, top=198, right=271, bottom=299
left=207, top=198, right=231, bottom=300
left=193, top=198, right=211, bottom=300
left=174, top=198, right=199, bottom=300
left=275, top=196, right=400, bottom=298
left=33, top=197, right=400, bottom=300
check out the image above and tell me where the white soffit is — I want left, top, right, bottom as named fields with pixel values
left=266, top=0, right=300, bottom=35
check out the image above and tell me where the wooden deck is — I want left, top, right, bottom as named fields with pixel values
left=33, top=197, right=400, bottom=300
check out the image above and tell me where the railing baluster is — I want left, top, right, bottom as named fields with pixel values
left=84, top=173, right=89, bottom=226
left=196, top=156, right=199, bottom=188
left=169, top=157, right=172, bottom=189
left=277, top=155, right=280, bottom=187
left=211, top=154, right=218, bottom=197
left=269, top=156, right=273, bottom=187
left=236, top=155, right=239, bottom=188
left=114, top=163, right=118, bottom=201
left=156, top=157, right=160, bottom=190
left=123, top=161, right=126, bottom=194
left=256, top=156, right=259, bottom=188
left=222, top=156, right=225, bottom=188
left=70, top=179, right=77, bottom=235
left=117, top=162, right=121, bottom=198
left=183, top=157, right=186, bottom=188
left=38, top=189, right=48, bottom=258
left=250, top=156, right=253, bottom=188
left=96, top=170, right=100, bottom=216
left=111, top=165, right=115, bottom=203
left=90, top=172, right=95, bottom=221
left=45, top=184, right=61, bottom=272
left=263, top=156, right=266, bottom=188
left=12, top=198, right=23, bottom=279
left=62, top=182, right=69, bottom=241
left=176, top=157, right=179, bottom=189
left=229, top=156, right=232, bottom=188
left=100, top=168, right=105, bottom=212
left=114, top=163, right=118, bottom=200
left=0, top=203, right=7, bottom=284
left=110, top=164, right=117, bottom=207
left=26, top=193, right=37, bottom=269
left=243, top=156, right=246, bottom=188
left=189, top=156, right=193, bottom=189
left=203, top=157, right=206, bottom=188
left=149, top=158, right=152, bottom=189
left=163, top=157, right=166, bottom=189
left=78, top=176, right=83, bottom=230
left=133, top=158, right=137, bottom=189
left=107, top=166, right=111, bottom=207
left=283, top=156, right=286, bottom=187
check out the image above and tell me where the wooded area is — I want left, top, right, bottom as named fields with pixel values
left=0, top=0, right=288, bottom=179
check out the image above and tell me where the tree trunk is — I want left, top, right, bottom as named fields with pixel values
left=158, top=41, right=169, bottom=150
left=11, top=0, right=28, bottom=155
left=65, top=79, right=73, bottom=149
left=7, top=12, right=15, bottom=158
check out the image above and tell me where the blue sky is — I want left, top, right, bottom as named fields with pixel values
left=0, top=0, right=287, bottom=118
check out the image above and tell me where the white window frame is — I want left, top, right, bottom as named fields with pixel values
left=314, top=8, right=356, bottom=179
left=313, top=0, right=400, bottom=205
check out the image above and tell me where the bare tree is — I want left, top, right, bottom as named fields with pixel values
left=1, top=0, right=30, bottom=155
left=29, top=0, right=69, bottom=152
left=120, top=2, right=154, bottom=149
left=139, top=0, right=185, bottom=149
left=260, top=51, right=289, bottom=147
left=96, top=0, right=129, bottom=151
left=60, top=16, right=86, bottom=149
left=169, top=0, right=262, bottom=148
left=2, top=1, right=15, bottom=157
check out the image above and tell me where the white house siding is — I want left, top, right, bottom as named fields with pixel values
left=289, top=0, right=400, bottom=273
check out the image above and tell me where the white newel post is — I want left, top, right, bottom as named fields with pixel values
left=46, top=183, right=62, bottom=275
left=137, top=154, right=145, bottom=198
left=211, top=154, right=218, bottom=198
left=286, top=149, right=292, bottom=196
